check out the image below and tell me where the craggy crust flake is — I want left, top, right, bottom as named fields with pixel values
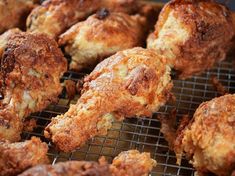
left=0, top=30, right=67, bottom=142
left=176, top=94, right=235, bottom=176
left=147, top=0, right=235, bottom=79
left=45, top=47, right=172, bottom=152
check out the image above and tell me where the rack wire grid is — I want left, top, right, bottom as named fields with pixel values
left=20, top=58, right=235, bottom=176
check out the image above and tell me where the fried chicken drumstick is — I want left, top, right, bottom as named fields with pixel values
left=0, top=137, right=48, bottom=176
left=59, top=9, right=146, bottom=71
left=174, top=94, right=235, bottom=176
left=27, top=0, right=138, bottom=39
left=0, top=30, right=67, bottom=142
left=45, top=47, right=172, bottom=152
left=19, top=150, right=156, bottom=176
left=0, top=0, right=37, bottom=34
left=147, top=0, right=235, bottom=79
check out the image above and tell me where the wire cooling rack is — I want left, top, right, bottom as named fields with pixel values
left=19, top=1, right=235, bottom=175
left=20, top=59, right=235, bottom=176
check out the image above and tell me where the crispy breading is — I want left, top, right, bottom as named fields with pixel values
left=19, top=150, right=156, bottom=176
left=59, top=10, right=146, bottom=71
left=19, top=161, right=111, bottom=176
left=27, top=0, right=139, bottom=39
left=0, top=0, right=37, bottom=34
left=0, top=137, right=48, bottom=176
left=0, top=30, right=67, bottom=142
left=44, top=47, right=172, bottom=152
left=175, top=94, right=235, bottom=175
left=27, top=0, right=100, bottom=39
left=0, top=28, right=21, bottom=57
left=147, top=0, right=235, bottom=79
left=110, top=150, right=157, bottom=176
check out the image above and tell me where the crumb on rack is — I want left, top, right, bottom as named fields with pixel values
left=211, top=76, right=228, bottom=95
left=64, top=80, right=76, bottom=100
left=24, top=118, right=37, bottom=132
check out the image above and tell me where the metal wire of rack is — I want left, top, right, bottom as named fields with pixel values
left=20, top=59, right=235, bottom=176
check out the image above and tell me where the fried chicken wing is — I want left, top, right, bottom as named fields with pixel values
left=147, top=0, right=235, bottom=79
left=0, top=0, right=37, bottom=34
left=45, top=47, right=172, bottom=152
left=19, top=150, right=156, bottom=176
left=0, top=137, right=48, bottom=176
left=59, top=10, right=146, bottom=71
left=175, top=94, right=235, bottom=176
left=0, top=30, right=67, bottom=142
left=27, top=0, right=139, bottom=39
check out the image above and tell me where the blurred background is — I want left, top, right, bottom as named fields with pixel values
left=151, top=0, right=235, bottom=10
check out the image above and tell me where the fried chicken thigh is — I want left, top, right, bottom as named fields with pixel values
left=0, top=137, right=48, bottom=176
left=45, top=47, right=172, bottom=152
left=0, top=30, right=67, bottom=142
left=19, top=150, right=156, bottom=176
left=59, top=10, right=146, bottom=71
left=27, top=0, right=138, bottom=39
left=0, top=0, right=37, bottom=34
left=147, top=0, right=235, bottom=79
left=175, top=94, right=235, bottom=176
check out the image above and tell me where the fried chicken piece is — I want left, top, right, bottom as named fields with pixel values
left=0, top=30, right=67, bottom=142
left=19, top=150, right=156, bottom=176
left=59, top=10, right=146, bottom=71
left=0, top=137, right=48, bottom=176
left=175, top=94, right=235, bottom=176
left=110, top=150, right=157, bottom=176
left=27, top=0, right=100, bottom=39
left=19, top=160, right=111, bottom=176
left=27, top=0, right=139, bottom=39
left=147, top=0, right=235, bottom=79
left=45, top=47, right=172, bottom=152
left=0, top=0, right=37, bottom=34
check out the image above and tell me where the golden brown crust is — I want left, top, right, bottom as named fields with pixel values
left=0, top=0, right=37, bottom=34
left=19, top=161, right=111, bottom=176
left=0, top=31, right=67, bottom=142
left=59, top=11, right=146, bottom=71
left=45, top=47, right=172, bottom=152
left=177, top=94, right=235, bottom=175
left=147, top=0, right=235, bottom=79
left=26, top=0, right=142, bottom=39
left=27, top=0, right=101, bottom=39
left=19, top=150, right=156, bottom=176
left=111, top=150, right=157, bottom=176
left=0, top=137, right=48, bottom=176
